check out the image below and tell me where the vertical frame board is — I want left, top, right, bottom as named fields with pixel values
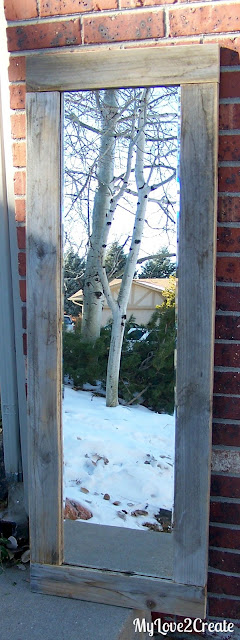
left=26, top=92, right=63, bottom=565
left=174, top=83, right=218, bottom=586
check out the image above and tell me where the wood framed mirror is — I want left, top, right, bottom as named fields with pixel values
left=26, top=44, right=219, bottom=617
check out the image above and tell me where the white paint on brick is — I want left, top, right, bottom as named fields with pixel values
left=212, top=448, right=240, bottom=473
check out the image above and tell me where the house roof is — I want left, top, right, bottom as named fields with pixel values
left=69, top=278, right=171, bottom=304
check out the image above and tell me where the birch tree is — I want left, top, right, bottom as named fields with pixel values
left=80, top=90, right=119, bottom=340
left=64, top=86, right=178, bottom=406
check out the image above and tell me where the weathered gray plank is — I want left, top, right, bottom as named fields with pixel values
left=26, top=44, right=219, bottom=92
left=174, top=83, right=218, bottom=586
left=0, top=88, right=21, bottom=480
left=0, top=3, right=28, bottom=496
left=31, top=563, right=206, bottom=618
left=26, top=92, right=63, bottom=564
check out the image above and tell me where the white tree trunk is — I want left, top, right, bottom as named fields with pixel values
left=106, top=90, right=150, bottom=407
left=81, top=90, right=118, bottom=341
left=105, top=307, right=125, bottom=406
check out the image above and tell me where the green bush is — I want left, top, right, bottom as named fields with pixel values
left=63, top=279, right=176, bottom=414
left=119, top=279, right=176, bottom=414
left=63, top=324, right=110, bottom=388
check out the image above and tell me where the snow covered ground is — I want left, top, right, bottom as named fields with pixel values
left=63, top=386, right=175, bottom=531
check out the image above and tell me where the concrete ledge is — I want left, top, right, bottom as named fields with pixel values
left=0, top=565, right=150, bottom=639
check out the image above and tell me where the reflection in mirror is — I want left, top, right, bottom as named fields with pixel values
left=62, top=86, right=180, bottom=576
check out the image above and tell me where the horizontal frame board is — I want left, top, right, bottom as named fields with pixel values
left=31, top=563, right=206, bottom=618
left=26, top=44, right=220, bottom=92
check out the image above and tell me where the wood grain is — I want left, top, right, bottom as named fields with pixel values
left=26, top=92, right=63, bottom=564
left=26, top=45, right=219, bottom=92
left=31, top=562, right=206, bottom=618
left=174, top=83, right=218, bottom=587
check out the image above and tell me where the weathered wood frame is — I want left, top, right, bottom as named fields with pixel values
left=26, top=44, right=219, bottom=617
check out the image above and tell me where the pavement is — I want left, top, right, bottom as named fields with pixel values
left=0, top=564, right=149, bottom=640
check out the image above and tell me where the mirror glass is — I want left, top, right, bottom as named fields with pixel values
left=62, top=86, right=180, bottom=577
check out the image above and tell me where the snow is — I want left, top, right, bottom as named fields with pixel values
left=63, top=386, right=175, bottom=530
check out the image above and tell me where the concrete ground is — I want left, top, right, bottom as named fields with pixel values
left=0, top=564, right=149, bottom=640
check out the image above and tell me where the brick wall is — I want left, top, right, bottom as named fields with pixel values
left=5, top=0, right=240, bottom=629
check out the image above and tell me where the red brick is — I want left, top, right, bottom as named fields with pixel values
left=211, top=474, right=240, bottom=498
left=203, top=37, right=240, bottom=66
left=19, top=280, right=26, bottom=302
left=208, top=571, right=240, bottom=596
left=208, top=595, right=240, bottom=620
left=15, top=198, right=26, bottom=222
left=22, top=306, right=27, bottom=330
left=7, top=19, right=81, bottom=52
left=218, top=196, right=240, bottom=223
left=8, top=57, right=26, bottom=82
left=218, top=167, right=240, bottom=193
left=23, top=333, right=27, bottom=357
left=216, top=257, right=240, bottom=283
left=169, top=5, right=240, bottom=38
left=217, top=227, right=240, bottom=253
left=216, top=286, right=240, bottom=314
left=220, top=41, right=240, bottom=66
left=213, top=395, right=240, bottom=421
left=4, top=0, right=38, bottom=20
left=215, top=314, right=240, bottom=340
left=83, top=10, right=164, bottom=44
left=39, top=0, right=117, bottom=15
left=9, top=84, right=26, bottom=109
left=219, top=135, right=240, bottom=163
left=14, top=171, right=26, bottom=196
left=210, top=501, right=240, bottom=525
left=214, top=370, right=240, bottom=395
left=12, top=141, right=26, bottom=168
left=220, top=71, right=240, bottom=100
left=220, top=104, right=240, bottom=130
left=17, top=227, right=26, bottom=250
left=209, top=524, right=240, bottom=549
left=18, top=252, right=26, bottom=277
left=209, top=548, right=240, bottom=573
left=11, top=113, right=26, bottom=139
left=215, top=343, right=240, bottom=367
left=212, top=423, right=240, bottom=447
